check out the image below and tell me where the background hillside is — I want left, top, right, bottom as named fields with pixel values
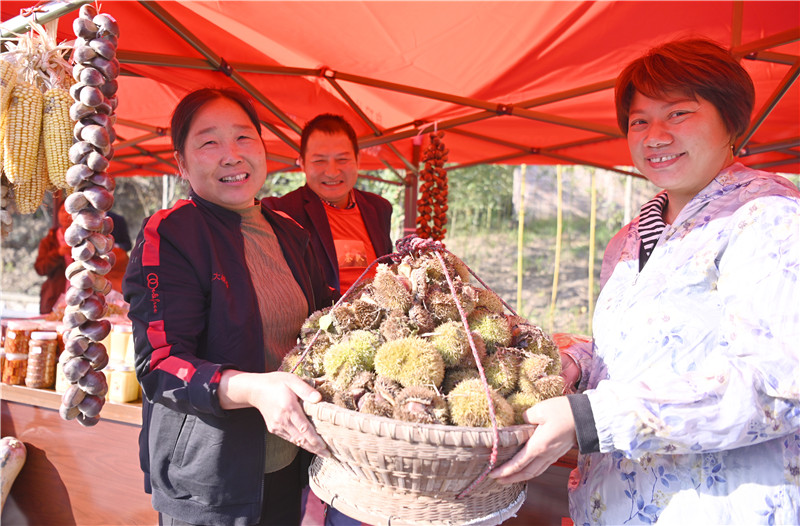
left=4, top=165, right=795, bottom=334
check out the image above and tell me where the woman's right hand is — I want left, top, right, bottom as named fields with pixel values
left=218, top=370, right=331, bottom=458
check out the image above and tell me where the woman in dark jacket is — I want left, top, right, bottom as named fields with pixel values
left=123, top=88, right=335, bottom=526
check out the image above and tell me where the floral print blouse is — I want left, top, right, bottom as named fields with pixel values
left=562, top=163, right=800, bottom=525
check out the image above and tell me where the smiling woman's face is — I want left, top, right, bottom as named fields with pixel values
left=626, top=90, right=733, bottom=211
left=175, top=97, right=267, bottom=210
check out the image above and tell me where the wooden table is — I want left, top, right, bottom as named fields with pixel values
left=1, top=384, right=157, bottom=526
left=2, top=384, right=577, bottom=526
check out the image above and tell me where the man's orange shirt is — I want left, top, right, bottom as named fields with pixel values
left=324, top=203, right=378, bottom=294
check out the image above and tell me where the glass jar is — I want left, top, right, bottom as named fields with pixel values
left=109, top=323, right=132, bottom=364
left=2, top=352, right=28, bottom=385
left=2, top=320, right=37, bottom=385
left=25, top=331, right=58, bottom=389
left=109, top=365, right=139, bottom=403
left=3, top=320, right=37, bottom=355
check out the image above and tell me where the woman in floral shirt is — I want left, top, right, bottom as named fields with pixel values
left=491, top=39, right=800, bottom=525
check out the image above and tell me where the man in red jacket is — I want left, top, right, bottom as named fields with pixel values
left=264, top=114, right=393, bottom=296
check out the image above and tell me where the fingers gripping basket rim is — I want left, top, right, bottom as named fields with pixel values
left=303, top=400, right=536, bottom=526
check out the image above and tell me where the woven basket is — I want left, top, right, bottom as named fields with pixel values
left=303, top=400, right=536, bottom=526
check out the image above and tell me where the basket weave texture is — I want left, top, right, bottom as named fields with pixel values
left=304, top=400, right=536, bottom=525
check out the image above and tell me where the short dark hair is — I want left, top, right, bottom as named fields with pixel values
left=299, top=114, right=359, bottom=160
left=171, top=88, right=262, bottom=154
left=615, top=39, right=754, bottom=139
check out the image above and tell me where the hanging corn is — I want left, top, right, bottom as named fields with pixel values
left=43, top=86, right=74, bottom=190
left=2, top=80, right=43, bottom=186
left=14, top=135, right=48, bottom=214
left=0, top=59, right=18, bottom=172
left=1, top=17, right=74, bottom=213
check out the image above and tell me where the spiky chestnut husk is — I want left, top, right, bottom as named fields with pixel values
left=352, top=299, right=384, bottom=330
left=508, top=318, right=561, bottom=375
left=441, top=367, right=480, bottom=394
left=483, top=348, right=522, bottom=396
left=371, top=264, right=413, bottom=313
left=323, top=330, right=381, bottom=388
left=300, top=306, right=332, bottom=339
left=409, top=302, right=436, bottom=334
left=447, top=378, right=515, bottom=428
left=532, top=375, right=566, bottom=399
left=316, top=380, right=339, bottom=404
left=519, top=353, right=552, bottom=385
left=374, top=336, right=445, bottom=388
left=425, top=288, right=459, bottom=324
left=507, top=391, right=543, bottom=425
left=428, top=320, right=485, bottom=368
left=475, top=287, right=505, bottom=314
left=393, top=385, right=449, bottom=425
left=380, top=310, right=417, bottom=341
left=358, top=392, right=394, bottom=418
left=331, top=303, right=359, bottom=333
left=279, top=345, right=321, bottom=378
left=333, top=390, right=357, bottom=410
left=417, top=251, right=470, bottom=283
left=374, top=375, right=402, bottom=406
left=469, top=312, right=512, bottom=351
left=348, top=370, right=376, bottom=391
left=408, top=266, right=429, bottom=299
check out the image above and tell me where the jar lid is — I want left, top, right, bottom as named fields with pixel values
left=6, top=320, right=39, bottom=330
left=31, top=331, right=58, bottom=340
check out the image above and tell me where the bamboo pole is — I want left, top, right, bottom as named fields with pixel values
left=548, top=165, right=563, bottom=332
left=516, top=165, right=526, bottom=313
left=588, top=169, right=598, bottom=333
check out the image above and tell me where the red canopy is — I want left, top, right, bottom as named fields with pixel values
left=2, top=1, right=798, bottom=176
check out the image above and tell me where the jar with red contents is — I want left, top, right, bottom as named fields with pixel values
left=25, top=331, right=59, bottom=389
left=2, top=321, right=38, bottom=385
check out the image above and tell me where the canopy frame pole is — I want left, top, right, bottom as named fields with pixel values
left=735, top=59, right=800, bottom=156
left=139, top=1, right=302, bottom=150
left=741, top=137, right=800, bottom=157
left=332, top=70, right=622, bottom=138
left=359, top=79, right=617, bottom=149
left=448, top=129, right=619, bottom=161
left=403, top=139, right=421, bottom=236
left=0, top=0, right=90, bottom=42
left=324, top=77, right=416, bottom=179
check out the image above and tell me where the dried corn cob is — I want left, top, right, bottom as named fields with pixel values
left=14, top=135, right=47, bottom=214
left=43, top=86, right=73, bottom=189
left=0, top=60, right=16, bottom=114
left=0, top=60, right=18, bottom=171
left=2, top=81, right=43, bottom=185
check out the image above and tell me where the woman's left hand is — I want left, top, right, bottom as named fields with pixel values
left=489, top=396, right=577, bottom=484
left=219, top=370, right=331, bottom=458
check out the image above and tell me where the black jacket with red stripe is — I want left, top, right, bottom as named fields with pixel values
left=262, top=184, right=394, bottom=294
left=123, top=191, right=335, bottom=525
